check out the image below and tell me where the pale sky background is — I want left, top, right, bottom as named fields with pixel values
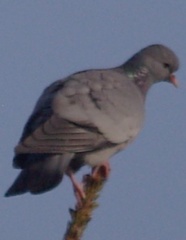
left=1, top=1, right=186, bottom=240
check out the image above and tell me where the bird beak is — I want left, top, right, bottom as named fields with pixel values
left=169, top=74, right=179, bottom=88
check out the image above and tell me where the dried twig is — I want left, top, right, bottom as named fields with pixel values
left=63, top=169, right=107, bottom=240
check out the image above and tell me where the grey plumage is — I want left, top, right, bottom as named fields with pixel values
left=5, top=44, right=179, bottom=197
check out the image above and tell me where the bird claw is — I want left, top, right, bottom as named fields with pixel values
left=92, top=161, right=111, bottom=180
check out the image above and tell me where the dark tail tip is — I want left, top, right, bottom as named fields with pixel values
left=5, top=171, right=28, bottom=197
left=5, top=188, right=27, bottom=197
left=5, top=169, right=64, bottom=197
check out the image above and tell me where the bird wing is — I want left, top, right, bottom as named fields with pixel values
left=15, top=114, right=102, bottom=154
left=15, top=69, right=144, bottom=155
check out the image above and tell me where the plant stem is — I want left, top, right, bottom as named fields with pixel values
left=63, top=171, right=106, bottom=240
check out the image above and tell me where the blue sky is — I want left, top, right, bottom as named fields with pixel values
left=1, top=1, right=186, bottom=240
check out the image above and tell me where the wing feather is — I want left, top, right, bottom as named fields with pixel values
left=15, top=115, right=102, bottom=154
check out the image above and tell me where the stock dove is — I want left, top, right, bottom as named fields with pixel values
left=5, top=44, right=179, bottom=199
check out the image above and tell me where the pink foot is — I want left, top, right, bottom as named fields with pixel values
left=92, top=161, right=111, bottom=180
left=67, top=170, right=85, bottom=208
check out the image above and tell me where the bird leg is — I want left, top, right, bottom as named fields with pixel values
left=91, top=161, right=111, bottom=180
left=67, top=161, right=110, bottom=207
left=67, top=170, right=86, bottom=207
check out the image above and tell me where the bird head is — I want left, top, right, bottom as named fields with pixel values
left=131, top=44, right=179, bottom=87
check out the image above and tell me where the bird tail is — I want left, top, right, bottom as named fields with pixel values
left=5, top=154, right=73, bottom=197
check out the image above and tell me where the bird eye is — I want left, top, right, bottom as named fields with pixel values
left=163, top=63, right=170, bottom=69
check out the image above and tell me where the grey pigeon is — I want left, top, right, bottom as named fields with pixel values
left=5, top=44, right=179, bottom=199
